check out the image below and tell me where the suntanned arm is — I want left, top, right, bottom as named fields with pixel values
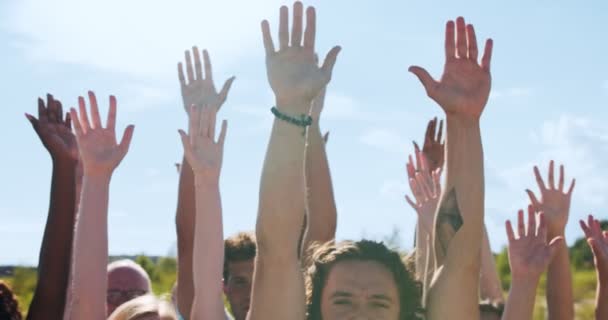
left=409, top=17, right=493, bottom=320
left=301, top=86, right=337, bottom=263
left=502, top=208, right=562, bottom=320
left=63, top=92, right=134, bottom=320
left=579, top=215, right=608, bottom=320
left=479, top=227, right=504, bottom=303
left=248, top=3, right=340, bottom=320
left=175, top=46, right=235, bottom=319
left=26, top=95, right=78, bottom=320
left=526, top=162, right=575, bottom=320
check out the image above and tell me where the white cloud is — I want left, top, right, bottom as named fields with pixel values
left=360, top=128, right=407, bottom=154
left=3, top=0, right=283, bottom=78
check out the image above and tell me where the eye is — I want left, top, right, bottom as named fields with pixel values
left=333, top=299, right=352, bottom=306
left=370, top=301, right=390, bottom=309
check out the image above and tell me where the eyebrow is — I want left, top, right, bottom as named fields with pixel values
left=330, top=291, right=353, bottom=299
left=370, top=294, right=394, bottom=303
left=330, top=291, right=394, bottom=303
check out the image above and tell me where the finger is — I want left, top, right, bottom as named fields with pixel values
left=407, top=156, right=416, bottom=180
left=88, top=91, right=102, bottom=129
left=592, top=218, right=603, bottom=238
left=528, top=205, right=537, bottom=237
left=538, top=212, right=548, bottom=241
left=455, top=17, right=467, bottom=59
left=279, top=5, right=289, bottom=50
left=420, top=152, right=429, bottom=173
left=444, top=20, right=456, bottom=60
left=410, top=178, right=424, bottom=202
left=587, top=238, right=601, bottom=260
left=506, top=220, right=515, bottom=242
left=408, top=66, right=437, bottom=97
left=261, top=20, right=276, bottom=56
left=525, top=189, right=541, bottom=208
left=303, top=6, right=316, bottom=51
left=107, top=95, right=117, bottom=130
left=320, top=46, right=342, bottom=80
left=323, top=131, right=330, bottom=144
left=218, top=76, right=236, bottom=107
left=118, top=125, right=135, bottom=157
left=178, top=129, right=192, bottom=156
left=481, top=39, right=493, bottom=72
left=423, top=120, right=434, bottom=146
left=517, top=209, right=525, bottom=238
left=47, top=94, right=58, bottom=123
left=78, top=96, right=91, bottom=132
left=203, top=49, right=213, bottom=82
left=559, top=164, right=565, bottom=192
left=413, top=141, right=421, bottom=154
left=533, top=166, right=547, bottom=191
left=193, top=46, right=202, bottom=81
left=580, top=218, right=592, bottom=238
left=37, top=97, right=45, bottom=120
left=437, top=119, right=444, bottom=143
left=466, top=24, right=478, bottom=61
left=405, top=195, right=418, bottom=210
left=417, top=172, right=433, bottom=200
left=567, top=179, right=576, bottom=196
left=217, top=119, right=228, bottom=146
left=185, top=50, right=195, bottom=83
left=25, top=113, right=39, bottom=132
left=548, top=160, right=555, bottom=190
left=291, top=1, right=303, bottom=47
left=178, top=63, right=186, bottom=87
left=65, top=111, right=72, bottom=130
left=415, top=146, right=422, bottom=171
left=56, top=100, right=64, bottom=123
left=70, top=108, right=83, bottom=137
left=208, top=106, right=217, bottom=139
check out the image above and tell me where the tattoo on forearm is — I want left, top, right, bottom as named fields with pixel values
left=434, top=189, right=463, bottom=263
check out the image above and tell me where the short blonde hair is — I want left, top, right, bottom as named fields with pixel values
left=108, top=295, right=177, bottom=320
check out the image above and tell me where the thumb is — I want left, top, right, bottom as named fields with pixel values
left=178, top=129, right=195, bottom=164
left=118, top=125, right=135, bottom=157
left=408, top=66, right=437, bottom=96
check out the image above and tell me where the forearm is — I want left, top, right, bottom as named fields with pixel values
left=190, top=179, right=225, bottom=320
left=502, top=279, right=540, bottom=320
left=546, top=232, right=574, bottom=320
left=64, top=175, right=110, bottom=320
left=415, top=223, right=434, bottom=282
left=596, top=276, right=608, bottom=320
left=250, top=112, right=308, bottom=320
left=302, top=122, right=337, bottom=259
left=28, top=160, right=77, bottom=320
left=176, top=157, right=196, bottom=318
left=480, top=227, right=504, bottom=303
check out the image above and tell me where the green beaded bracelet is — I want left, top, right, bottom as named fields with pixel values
left=271, top=107, right=313, bottom=135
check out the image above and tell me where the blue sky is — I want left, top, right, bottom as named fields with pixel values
left=1, top=0, right=608, bottom=265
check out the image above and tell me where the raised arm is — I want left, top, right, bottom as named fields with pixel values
left=175, top=46, right=234, bottom=319
left=63, top=92, right=134, bottom=320
left=580, top=215, right=608, bottom=320
left=301, top=85, right=337, bottom=261
left=25, top=95, right=78, bottom=320
left=502, top=207, right=562, bottom=320
left=409, top=17, right=493, bottom=320
left=179, top=105, right=229, bottom=320
left=526, top=161, right=575, bottom=320
left=248, top=2, right=340, bottom=319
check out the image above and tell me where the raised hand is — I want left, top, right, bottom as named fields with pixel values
left=70, top=92, right=135, bottom=178
left=526, top=160, right=575, bottom=235
left=414, top=117, right=444, bottom=173
left=580, top=215, right=608, bottom=272
left=178, top=105, right=227, bottom=182
left=26, top=94, right=78, bottom=163
left=178, top=46, right=235, bottom=114
left=506, top=206, right=563, bottom=280
left=405, top=150, right=442, bottom=233
left=261, top=1, right=341, bottom=113
left=409, top=17, right=493, bottom=119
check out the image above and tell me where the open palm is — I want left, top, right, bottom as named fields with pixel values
left=580, top=215, right=608, bottom=270
left=410, top=17, right=493, bottom=119
left=70, top=92, right=134, bottom=177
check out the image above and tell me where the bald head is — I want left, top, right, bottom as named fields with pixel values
left=107, top=260, right=152, bottom=316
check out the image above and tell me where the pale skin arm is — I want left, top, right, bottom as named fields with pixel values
left=175, top=46, right=234, bottom=319
left=63, top=92, right=134, bottom=320
left=25, top=95, right=78, bottom=320
left=301, top=85, right=337, bottom=263
left=409, top=17, right=493, bottom=320
left=248, top=3, right=340, bottom=320
left=502, top=208, right=562, bottom=320
left=179, top=105, right=229, bottom=320
left=580, top=215, right=608, bottom=320
left=526, top=161, right=575, bottom=320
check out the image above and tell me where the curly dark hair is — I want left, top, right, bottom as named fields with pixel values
left=305, top=240, right=423, bottom=320
left=223, top=232, right=257, bottom=281
left=0, top=281, right=22, bottom=320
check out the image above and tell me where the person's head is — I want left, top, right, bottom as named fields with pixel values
left=0, top=281, right=22, bottom=320
left=107, top=259, right=152, bottom=316
left=479, top=300, right=504, bottom=320
left=223, top=231, right=256, bottom=320
left=108, top=295, right=177, bottom=320
left=306, top=240, right=423, bottom=320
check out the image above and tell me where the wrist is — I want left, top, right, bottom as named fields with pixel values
left=446, top=113, right=481, bottom=128
left=510, top=275, right=540, bottom=292
left=275, top=96, right=312, bottom=115
left=194, top=174, right=220, bottom=188
left=547, top=225, right=566, bottom=238
left=52, top=158, right=78, bottom=172
left=82, top=173, right=112, bottom=185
